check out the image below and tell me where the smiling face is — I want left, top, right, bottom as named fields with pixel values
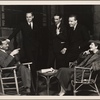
left=68, top=16, right=77, bottom=28
left=26, top=12, right=34, bottom=23
left=89, top=42, right=98, bottom=52
left=54, top=15, right=62, bottom=25
left=0, top=41, right=9, bottom=50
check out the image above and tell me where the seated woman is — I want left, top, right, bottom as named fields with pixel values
left=56, top=40, right=100, bottom=96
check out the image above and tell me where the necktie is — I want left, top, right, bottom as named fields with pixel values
left=30, top=22, right=33, bottom=29
left=56, top=26, right=60, bottom=35
left=29, top=22, right=33, bottom=29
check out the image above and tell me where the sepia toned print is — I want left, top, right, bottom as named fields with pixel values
left=0, top=1, right=100, bottom=100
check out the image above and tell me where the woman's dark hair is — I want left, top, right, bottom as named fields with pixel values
left=89, top=40, right=100, bottom=50
left=94, top=42, right=100, bottom=49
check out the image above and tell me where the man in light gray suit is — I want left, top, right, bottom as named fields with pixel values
left=0, top=38, right=31, bottom=95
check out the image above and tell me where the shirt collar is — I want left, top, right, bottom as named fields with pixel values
left=28, top=21, right=33, bottom=25
left=57, top=22, right=61, bottom=28
left=0, top=49, right=6, bottom=53
left=73, top=23, right=77, bottom=30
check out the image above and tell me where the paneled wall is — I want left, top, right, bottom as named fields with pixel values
left=93, top=5, right=100, bottom=40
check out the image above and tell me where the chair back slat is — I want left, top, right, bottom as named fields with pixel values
left=81, top=70, right=85, bottom=83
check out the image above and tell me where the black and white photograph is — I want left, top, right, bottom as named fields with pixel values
left=0, top=1, right=100, bottom=99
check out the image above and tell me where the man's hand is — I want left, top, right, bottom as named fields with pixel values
left=61, top=48, right=67, bottom=54
left=10, top=48, right=20, bottom=56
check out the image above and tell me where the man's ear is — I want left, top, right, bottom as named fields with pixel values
left=0, top=45, right=2, bottom=48
left=75, top=20, right=77, bottom=24
left=32, top=16, right=34, bottom=19
left=60, top=18, right=62, bottom=21
left=95, top=45, right=98, bottom=49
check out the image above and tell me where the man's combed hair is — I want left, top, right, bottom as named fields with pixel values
left=26, top=11, right=34, bottom=16
left=69, top=14, right=78, bottom=20
left=0, top=37, right=6, bottom=45
left=54, top=13, right=62, bottom=18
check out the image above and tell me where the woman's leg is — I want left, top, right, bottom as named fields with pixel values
left=56, top=68, right=74, bottom=95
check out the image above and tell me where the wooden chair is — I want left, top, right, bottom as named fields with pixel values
left=71, top=66, right=100, bottom=95
left=0, top=62, right=32, bottom=95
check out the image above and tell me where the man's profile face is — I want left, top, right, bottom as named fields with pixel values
left=68, top=17, right=77, bottom=27
left=1, top=41, right=9, bottom=50
left=26, top=12, right=34, bottom=23
left=54, top=15, right=62, bottom=25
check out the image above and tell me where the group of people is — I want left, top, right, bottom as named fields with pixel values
left=0, top=11, right=100, bottom=96
left=2, top=11, right=39, bottom=95
left=47, top=14, right=90, bottom=69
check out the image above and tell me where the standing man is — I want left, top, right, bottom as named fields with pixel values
left=47, top=14, right=68, bottom=69
left=65, top=14, right=90, bottom=66
left=4, top=11, right=40, bottom=94
left=6, top=11, right=39, bottom=63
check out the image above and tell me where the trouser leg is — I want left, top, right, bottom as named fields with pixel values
left=56, top=53, right=67, bottom=69
left=17, top=65, right=31, bottom=88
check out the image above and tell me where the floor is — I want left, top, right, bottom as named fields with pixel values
left=0, top=74, right=100, bottom=96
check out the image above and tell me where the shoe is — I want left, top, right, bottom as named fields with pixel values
left=58, top=92, right=65, bottom=96
left=26, top=88, right=31, bottom=95
left=21, top=87, right=31, bottom=95
left=26, top=88, right=30, bottom=93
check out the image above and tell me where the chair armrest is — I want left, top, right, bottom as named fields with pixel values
left=22, top=62, right=32, bottom=66
left=75, top=66, right=92, bottom=70
left=22, top=62, right=32, bottom=70
left=1, top=66, right=17, bottom=70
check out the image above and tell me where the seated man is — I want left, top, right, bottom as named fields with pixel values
left=56, top=40, right=100, bottom=96
left=0, top=38, right=31, bottom=95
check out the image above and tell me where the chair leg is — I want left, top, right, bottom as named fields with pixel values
left=0, top=73, right=4, bottom=95
left=94, top=83, right=100, bottom=96
left=14, top=69, right=20, bottom=95
left=73, top=84, right=76, bottom=96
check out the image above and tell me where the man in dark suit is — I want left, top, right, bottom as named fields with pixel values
left=65, top=14, right=90, bottom=66
left=5, top=11, right=39, bottom=63
left=4, top=11, right=40, bottom=94
left=0, top=38, right=31, bottom=94
left=47, top=14, right=68, bottom=69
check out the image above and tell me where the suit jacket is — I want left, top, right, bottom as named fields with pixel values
left=68, top=24, right=90, bottom=53
left=0, top=50, right=16, bottom=68
left=49, top=22, right=68, bottom=53
left=8, top=21, right=39, bottom=51
left=78, top=50, right=100, bottom=71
